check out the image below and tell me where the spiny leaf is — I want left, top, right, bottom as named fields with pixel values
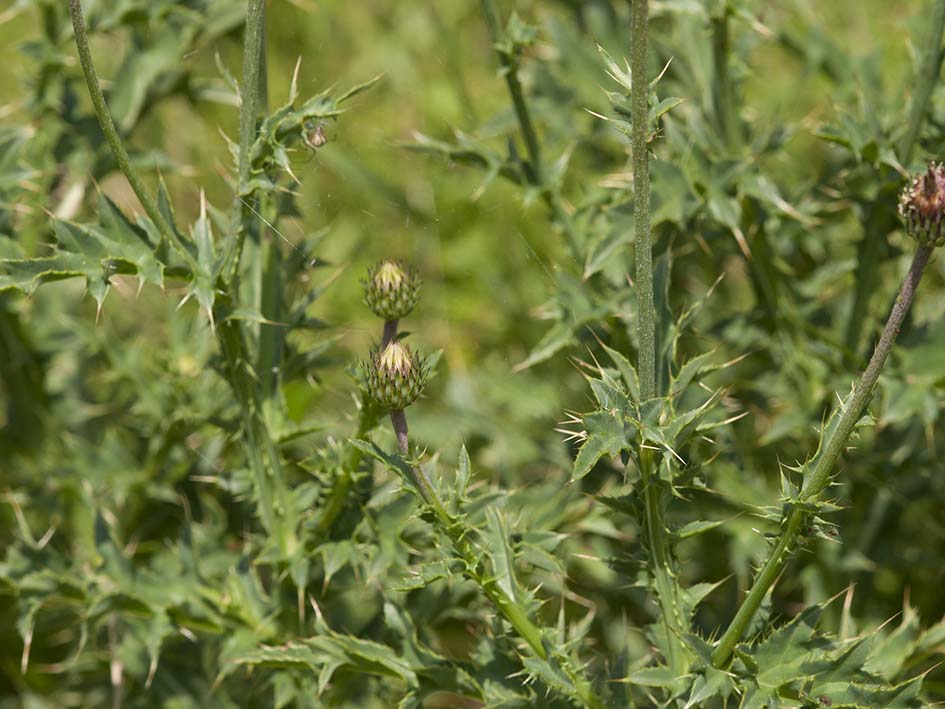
left=572, top=410, right=631, bottom=480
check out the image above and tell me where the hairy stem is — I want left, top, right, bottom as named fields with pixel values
left=238, top=0, right=267, bottom=190
left=631, top=0, right=686, bottom=671
left=478, top=0, right=580, bottom=260
left=68, top=0, right=194, bottom=268
left=844, top=1, right=945, bottom=353
left=712, top=245, right=934, bottom=668
left=631, top=0, right=655, bottom=400
left=389, top=408, right=605, bottom=708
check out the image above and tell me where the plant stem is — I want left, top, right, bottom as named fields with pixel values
left=216, top=308, right=296, bottom=554
left=631, top=0, right=687, bottom=675
left=382, top=318, right=398, bottom=347
left=631, top=0, right=655, bottom=400
left=844, top=1, right=945, bottom=353
left=642, top=461, right=688, bottom=675
left=68, top=0, right=195, bottom=268
left=710, top=6, right=740, bottom=151
left=479, top=0, right=542, bottom=179
left=389, top=408, right=605, bottom=709
left=239, top=0, right=267, bottom=191
left=478, top=0, right=581, bottom=260
left=712, top=245, right=934, bottom=668
left=899, top=0, right=945, bottom=164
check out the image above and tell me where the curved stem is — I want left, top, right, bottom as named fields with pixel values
left=68, top=0, right=195, bottom=268
left=389, top=408, right=605, bottom=708
left=712, top=246, right=934, bottom=668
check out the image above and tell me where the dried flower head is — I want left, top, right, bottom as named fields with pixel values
left=363, top=260, right=421, bottom=321
left=899, top=162, right=945, bottom=247
left=362, top=340, right=428, bottom=410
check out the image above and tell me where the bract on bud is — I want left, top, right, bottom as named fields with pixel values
left=362, top=341, right=428, bottom=410
left=899, top=163, right=945, bottom=247
left=363, top=260, right=421, bottom=321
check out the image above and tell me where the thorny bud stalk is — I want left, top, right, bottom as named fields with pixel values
left=363, top=260, right=422, bottom=321
left=363, top=341, right=428, bottom=410
left=899, top=162, right=945, bottom=247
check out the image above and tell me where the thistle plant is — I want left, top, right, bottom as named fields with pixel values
left=4, top=1, right=945, bottom=707
left=711, top=166, right=941, bottom=669
left=358, top=262, right=606, bottom=708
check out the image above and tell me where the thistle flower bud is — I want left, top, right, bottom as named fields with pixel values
left=899, top=163, right=945, bottom=247
left=363, top=260, right=421, bottom=321
left=362, top=340, right=428, bottom=410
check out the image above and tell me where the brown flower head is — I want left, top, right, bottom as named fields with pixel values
left=899, top=163, right=945, bottom=247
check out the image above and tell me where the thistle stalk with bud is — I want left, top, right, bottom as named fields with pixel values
left=712, top=163, right=943, bottom=667
left=357, top=260, right=605, bottom=709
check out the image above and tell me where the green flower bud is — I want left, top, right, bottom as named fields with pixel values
left=899, top=163, right=945, bottom=247
left=362, top=340, right=428, bottom=410
left=363, top=260, right=421, bottom=321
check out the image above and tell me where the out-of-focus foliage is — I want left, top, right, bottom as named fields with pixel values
left=1, top=0, right=945, bottom=707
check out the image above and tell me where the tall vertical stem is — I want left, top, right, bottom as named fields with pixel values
left=631, top=0, right=687, bottom=674
left=238, top=0, right=266, bottom=192
left=713, top=246, right=934, bottom=667
left=631, top=0, right=655, bottom=400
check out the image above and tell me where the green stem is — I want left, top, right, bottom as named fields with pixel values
left=712, top=245, right=933, bottom=668
left=631, top=0, right=686, bottom=675
left=216, top=312, right=294, bottom=552
left=389, top=408, right=604, bottom=708
left=68, top=0, right=195, bottom=269
left=640, top=448, right=688, bottom=674
left=239, top=0, right=266, bottom=191
left=479, top=0, right=542, bottom=178
left=844, top=1, right=945, bottom=353
left=631, top=0, right=655, bottom=400
left=899, top=0, right=945, bottom=164
left=710, top=7, right=741, bottom=151
left=478, top=0, right=581, bottom=260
